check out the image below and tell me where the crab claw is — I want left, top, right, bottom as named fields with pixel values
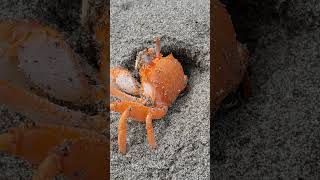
left=0, top=123, right=108, bottom=179
left=111, top=67, right=140, bottom=96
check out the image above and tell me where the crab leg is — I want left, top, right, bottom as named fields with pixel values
left=146, top=113, right=157, bottom=148
left=0, top=123, right=92, bottom=164
left=117, top=107, right=158, bottom=154
left=118, top=107, right=130, bottom=154
left=0, top=133, right=12, bottom=152
left=33, top=153, right=61, bottom=180
left=34, top=138, right=108, bottom=180
left=111, top=101, right=168, bottom=121
left=111, top=101, right=167, bottom=153
left=0, top=80, right=106, bottom=131
left=0, top=124, right=108, bottom=179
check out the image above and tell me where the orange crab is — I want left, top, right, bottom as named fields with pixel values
left=212, top=0, right=251, bottom=112
left=0, top=2, right=109, bottom=179
left=110, top=37, right=188, bottom=154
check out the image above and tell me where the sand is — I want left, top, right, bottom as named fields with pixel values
left=110, top=0, right=210, bottom=179
left=212, top=0, right=320, bottom=179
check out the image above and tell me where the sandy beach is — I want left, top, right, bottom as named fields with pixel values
left=212, top=0, right=320, bottom=179
left=110, top=0, right=210, bottom=179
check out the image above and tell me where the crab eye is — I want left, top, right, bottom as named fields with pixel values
left=143, top=54, right=152, bottom=63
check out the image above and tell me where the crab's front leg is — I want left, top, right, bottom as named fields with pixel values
left=0, top=80, right=106, bottom=131
left=0, top=124, right=108, bottom=179
left=111, top=100, right=168, bottom=154
left=34, top=138, right=108, bottom=180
